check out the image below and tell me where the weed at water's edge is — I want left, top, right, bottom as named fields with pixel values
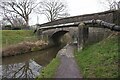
left=37, top=57, right=60, bottom=79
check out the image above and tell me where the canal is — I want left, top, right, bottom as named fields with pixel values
left=2, top=44, right=65, bottom=78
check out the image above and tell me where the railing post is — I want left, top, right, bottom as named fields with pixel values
left=78, top=22, right=89, bottom=51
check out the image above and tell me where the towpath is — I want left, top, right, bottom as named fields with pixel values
left=55, top=44, right=82, bottom=78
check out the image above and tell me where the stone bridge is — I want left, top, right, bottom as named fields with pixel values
left=36, top=10, right=120, bottom=50
left=37, top=27, right=78, bottom=44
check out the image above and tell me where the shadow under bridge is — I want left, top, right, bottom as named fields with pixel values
left=49, top=30, right=69, bottom=44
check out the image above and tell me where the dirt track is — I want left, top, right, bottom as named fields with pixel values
left=55, top=44, right=82, bottom=78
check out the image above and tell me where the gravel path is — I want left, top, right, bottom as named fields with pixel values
left=55, top=44, right=82, bottom=78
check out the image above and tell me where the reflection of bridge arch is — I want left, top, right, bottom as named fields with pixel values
left=50, top=30, right=69, bottom=44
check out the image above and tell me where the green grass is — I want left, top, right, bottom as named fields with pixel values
left=1, top=30, right=37, bottom=47
left=75, top=33, right=118, bottom=78
left=37, top=57, right=60, bottom=79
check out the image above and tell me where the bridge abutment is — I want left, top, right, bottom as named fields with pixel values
left=78, top=23, right=89, bottom=51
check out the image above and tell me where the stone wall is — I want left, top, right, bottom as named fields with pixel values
left=86, top=27, right=112, bottom=45
left=40, top=26, right=112, bottom=46
left=39, top=10, right=119, bottom=27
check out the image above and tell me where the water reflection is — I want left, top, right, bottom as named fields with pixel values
left=2, top=60, right=42, bottom=78
left=2, top=44, right=65, bottom=78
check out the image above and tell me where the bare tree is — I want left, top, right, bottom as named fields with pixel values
left=37, top=0, right=70, bottom=22
left=13, top=16, right=26, bottom=28
left=2, top=61, right=40, bottom=78
left=0, top=0, right=39, bottom=27
left=2, top=12, right=25, bottom=29
left=100, top=0, right=120, bottom=10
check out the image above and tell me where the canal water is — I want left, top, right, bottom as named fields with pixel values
left=2, top=44, right=65, bottom=78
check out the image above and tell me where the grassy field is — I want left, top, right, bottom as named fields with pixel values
left=75, top=33, right=119, bottom=78
left=1, top=30, right=38, bottom=48
left=37, top=57, right=60, bottom=79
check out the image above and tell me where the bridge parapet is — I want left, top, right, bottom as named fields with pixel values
left=38, top=10, right=120, bottom=27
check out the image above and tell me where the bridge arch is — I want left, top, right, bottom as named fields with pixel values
left=50, top=30, right=69, bottom=44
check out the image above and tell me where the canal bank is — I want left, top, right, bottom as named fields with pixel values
left=1, top=30, right=49, bottom=57
left=2, top=40, right=48, bottom=57
left=38, top=44, right=82, bottom=78
left=74, top=33, right=118, bottom=78
left=2, top=44, right=65, bottom=78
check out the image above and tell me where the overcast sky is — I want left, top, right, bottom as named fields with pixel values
left=1, top=0, right=119, bottom=25
left=1, top=0, right=120, bottom=25
left=30, top=0, right=111, bottom=25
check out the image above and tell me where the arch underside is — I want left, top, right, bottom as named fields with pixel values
left=50, top=30, right=69, bottom=44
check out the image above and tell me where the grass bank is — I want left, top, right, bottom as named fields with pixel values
left=37, top=57, right=60, bottom=79
left=1, top=30, right=37, bottom=48
left=1, top=30, right=49, bottom=57
left=75, top=33, right=119, bottom=78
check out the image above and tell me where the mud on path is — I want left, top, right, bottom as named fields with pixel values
left=55, top=44, right=82, bottom=78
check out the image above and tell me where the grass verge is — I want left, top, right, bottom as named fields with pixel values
left=75, top=33, right=118, bottom=78
left=37, top=57, right=60, bottom=79
left=1, top=30, right=37, bottom=48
